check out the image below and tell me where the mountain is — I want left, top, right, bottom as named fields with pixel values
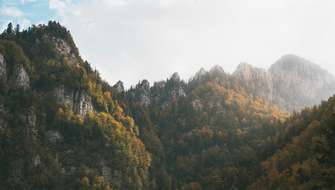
left=0, top=22, right=150, bottom=190
left=249, top=95, right=335, bottom=189
left=233, top=55, right=335, bottom=111
left=1, top=22, right=335, bottom=190
left=119, top=66, right=288, bottom=189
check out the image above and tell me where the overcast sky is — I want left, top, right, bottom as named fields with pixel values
left=1, top=0, right=335, bottom=87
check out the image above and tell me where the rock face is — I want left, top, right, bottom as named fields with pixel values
left=13, top=64, right=30, bottom=89
left=46, top=130, right=63, bottom=144
left=0, top=53, right=6, bottom=83
left=233, top=54, right=335, bottom=111
left=0, top=102, right=6, bottom=129
left=0, top=52, right=30, bottom=89
left=113, top=81, right=125, bottom=94
left=270, top=55, right=335, bottom=111
left=138, top=80, right=151, bottom=106
left=234, top=63, right=273, bottom=101
left=127, top=73, right=187, bottom=108
left=54, top=85, right=93, bottom=115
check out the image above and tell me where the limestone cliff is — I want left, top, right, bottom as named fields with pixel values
left=233, top=54, right=335, bottom=111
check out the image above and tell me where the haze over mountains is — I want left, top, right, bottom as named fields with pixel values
left=0, top=22, right=335, bottom=190
left=233, top=54, right=335, bottom=111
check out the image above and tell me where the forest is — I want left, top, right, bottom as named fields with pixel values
left=0, top=22, right=334, bottom=190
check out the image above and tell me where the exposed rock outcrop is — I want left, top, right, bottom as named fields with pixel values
left=234, top=63, right=273, bottom=101
left=12, top=64, right=30, bottom=89
left=113, top=80, right=125, bottom=94
left=46, top=130, right=63, bottom=144
left=0, top=53, right=6, bottom=83
left=192, top=68, right=207, bottom=82
left=134, top=80, right=151, bottom=106
left=54, top=85, right=93, bottom=115
left=170, top=72, right=181, bottom=82
left=233, top=55, right=335, bottom=111
left=0, top=102, right=6, bottom=130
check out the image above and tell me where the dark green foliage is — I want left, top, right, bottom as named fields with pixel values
left=1, top=22, right=334, bottom=190
left=0, top=23, right=151, bottom=190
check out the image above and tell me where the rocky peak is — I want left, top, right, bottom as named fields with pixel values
left=133, top=80, right=151, bottom=106
left=232, top=54, right=335, bottom=111
left=153, top=81, right=166, bottom=89
left=138, top=80, right=150, bottom=91
left=233, top=63, right=273, bottom=102
left=170, top=72, right=181, bottom=82
left=113, top=81, right=125, bottom=93
left=209, top=65, right=224, bottom=75
left=269, top=54, right=335, bottom=111
left=269, top=54, right=331, bottom=81
left=235, top=62, right=255, bottom=75
left=192, top=68, right=208, bottom=81
left=234, top=62, right=270, bottom=81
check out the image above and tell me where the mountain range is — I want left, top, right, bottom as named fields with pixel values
left=0, top=22, right=335, bottom=190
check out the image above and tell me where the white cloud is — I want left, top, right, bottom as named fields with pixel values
left=21, top=0, right=37, bottom=4
left=52, top=0, right=335, bottom=87
left=49, top=0, right=73, bottom=17
left=1, top=6, right=24, bottom=18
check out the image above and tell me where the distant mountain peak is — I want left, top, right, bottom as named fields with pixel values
left=270, top=54, right=323, bottom=75
left=233, top=62, right=269, bottom=82
left=235, top=62, right=254, bottom=71
left=112, top=80, right=125, bottom=93
left=191, top=68, right=208, bottom=81
left=170, top=72, right=181, bottom=82
left=232, top=54, right=335, bottom=111
left=209, top=65, right=225, bottom=76
left=270, top=54, right=334, bottom=82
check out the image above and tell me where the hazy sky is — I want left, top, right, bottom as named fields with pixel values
left=1, top=0, right=335, bottom=87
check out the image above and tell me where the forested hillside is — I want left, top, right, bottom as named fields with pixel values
left=0, top=22, right=334, bottom=190
left=0, top=22, right=150, bottom=190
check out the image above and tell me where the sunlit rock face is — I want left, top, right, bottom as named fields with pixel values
left=233, top=54, right=335, bottom=111
left=234, top=63, right=273, bottom=101
left=0, top=53, right=30, bottom=90
left=269, top=55, right=335, bottom=111
left=13, top=64, right=30, bottom=90
left=0, top=53, right=6, bottom=83
left=113, top=80, right=125, bottom=94
left=54, top=85, right=93, bottom=116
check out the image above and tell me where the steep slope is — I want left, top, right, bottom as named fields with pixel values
left=118, top=67, right=288, bottom=189
left=270, top=54, right=335, bottom=111
left=0, top=22, right=151, bottom=190
left=2, top=21, right=335, bottom=190
left=233, top=55, right=335, bottom=111
left=249, top=95, right=335, bottom=190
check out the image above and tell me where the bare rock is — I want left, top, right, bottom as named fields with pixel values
left=73, top=91, right=93, bottom=116
left=46, top=130, right=63, bottom=144
left=33, top=155, right=41, bottom=167
left=13, top=65, right=30, bottom=89
left=101, top=161, right=112, bottom=180
left=233, top=55, right=335, bottom=111
left=0, top=53, right=6, bottom=83
left=113, top=80, right=125, bottom=93
left=234, top=62, right=273, bottom=101
left=54, top=86, right=93, bottom=115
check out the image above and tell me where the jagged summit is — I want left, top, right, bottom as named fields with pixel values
left=209, top=65, right=225, bottom=75
left=270, top=54, right=330, bottom=79
left=232, top=55, right=335, bottom=111
left=235, top=62, right=254, bottom=71
left=170, top=72, right=181, bottom=82
left=233, top=62, right=269, bottom=81
left=112, top=80, right=125, bottom=93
